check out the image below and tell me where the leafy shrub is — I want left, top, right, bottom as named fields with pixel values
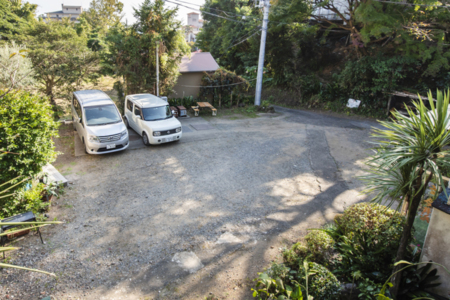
left=0, top=90, right=59, bottom=184
left=335, top=203, right=406, bottom=244
left=398, top=262, right=441, bottom=299
left=168, top=96, right=198, bottom=108
left=252, top=263, right=303, bottom=300
left=338, top=55, right=420, bottom=105
left=282, top=242, right=308, bottom=267
left=1, top=181, right=49, bottom=218
left=304, top=262, right=341, bottom=300
left=290, top=74, right=321, bottom=102
left=252, top=261, right=339, bottom=300
left=326, top=203, right=409, bottom=282
left=113, top=81, right=125, bottom=114
left=357, top=277, right=383, bottom=300
left=305, top=230, right=334, bottom=264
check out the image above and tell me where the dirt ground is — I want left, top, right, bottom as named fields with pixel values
left=0, top=105, right=381, bottom=300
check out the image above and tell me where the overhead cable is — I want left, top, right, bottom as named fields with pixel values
left=179, top=78, right=256, bottom=88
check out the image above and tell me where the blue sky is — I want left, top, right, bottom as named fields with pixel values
left=28, top=0, right=205, bottom=25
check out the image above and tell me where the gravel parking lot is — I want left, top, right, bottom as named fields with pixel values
left=1, top=107, right=379, bottom=300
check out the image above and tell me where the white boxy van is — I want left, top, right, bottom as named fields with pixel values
left=123, top=94, right=182, bottom=145
left=72, top=90, right=129, bottom=154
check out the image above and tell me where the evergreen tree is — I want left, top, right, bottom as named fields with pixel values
left=0, top=0, right=36, bottom=43
left=105, top=0, right=189, bottom=95
left=27, top=20, right=100, bottom=104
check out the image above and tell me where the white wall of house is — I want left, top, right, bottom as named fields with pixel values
left=313, top=0, right=347, bottom=21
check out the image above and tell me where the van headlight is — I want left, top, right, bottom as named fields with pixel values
left=120, top=130, right=127, bottom=138
left=153, top=131, right=161, bottom=136
left=89, top=135, right=99, bottom=142
left=176, top=127, right=181, bottom=133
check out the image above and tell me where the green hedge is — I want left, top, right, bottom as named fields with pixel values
left=0, top=90, right=59, bottom=183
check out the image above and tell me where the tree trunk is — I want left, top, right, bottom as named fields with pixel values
left=401, top=194, right=410, bottom=216
left=391, top=170, right=432, bottom=295
left=390, top=193, right=421, bottom=295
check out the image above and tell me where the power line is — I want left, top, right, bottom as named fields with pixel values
left=163, top=0, right=246, bottom=24
left=223, top=29, right=261, bottom=51
left=179, top=78, right=256, bottom=88
left=168, top=0, right=253, bottom=20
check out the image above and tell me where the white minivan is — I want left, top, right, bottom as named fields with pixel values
left=72, top=90, right=129, bottom=154
left=123, top=94, right=182, bottom=145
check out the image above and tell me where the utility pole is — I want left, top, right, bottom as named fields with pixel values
left=156, top=41, right=160, bottom=97
left=254, top=0, right=270, bottom=106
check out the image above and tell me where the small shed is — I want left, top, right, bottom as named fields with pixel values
left=170, top=52, right=219, bottom=98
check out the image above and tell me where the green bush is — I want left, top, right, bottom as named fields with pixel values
left=252, top=261, right=340, bottom=300
left=328, top=203, right=409, bottom=282
left=338, top=55, right=419, bottom=105
left=305, top=262, right=341, bottom=300
left=282, top=242, right=308, bottom=267
left=0, top=90, right=59, bottom=183
left=305, top=230, right=334, bottom=264
left=1, top=181, right=49, bottom=218
left=335, top=203, right=405, bottom=243
left=357, top=277, right=383, bottom=300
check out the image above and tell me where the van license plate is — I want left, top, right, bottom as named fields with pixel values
left=107, top=144, right=116, bottom=149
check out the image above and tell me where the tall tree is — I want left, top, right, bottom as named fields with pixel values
left=82, top=0, right=124, bottom=31
left=105, top=0, right=189, bottom=95
left=0, top=0, right=37, bottom=43
left=27, top=20, right=100, bottom=104
left=196, top=0, right=260, bottom=73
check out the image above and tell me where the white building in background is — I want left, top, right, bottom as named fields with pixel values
left=313, top=0, right=347, bottom=21
left=185, top=12, right=203, bottom=43
left=45, top=4, right=83, bottom=23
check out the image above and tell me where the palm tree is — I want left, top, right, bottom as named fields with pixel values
left=362, top=89, right=450, bottom=295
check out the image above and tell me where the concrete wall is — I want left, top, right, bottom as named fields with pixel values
left=421, top=208, right=450, bottom=297
left=170, top=72, right=204, bottom=99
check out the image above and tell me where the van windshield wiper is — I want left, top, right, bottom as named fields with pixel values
left=91, top=120, right=121, bottom=126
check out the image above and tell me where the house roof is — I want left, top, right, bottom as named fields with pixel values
left=179, top=52, right=219, bottom=73
left=47, top=10, right=81, bottom=15
left=188, top=12, right=199, bottom=15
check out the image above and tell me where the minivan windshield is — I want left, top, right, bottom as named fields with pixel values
left=142, top=105, right=173, bottom=121
left=84, top=105, right=122, bottom=126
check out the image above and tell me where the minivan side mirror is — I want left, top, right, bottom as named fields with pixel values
left=136, top=115, right=141, bottom=119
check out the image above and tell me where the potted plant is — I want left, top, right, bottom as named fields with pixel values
left=41, top=181, right=59, bottom=203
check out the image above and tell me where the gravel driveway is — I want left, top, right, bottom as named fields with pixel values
left=1, top=107, right=379, bottom=300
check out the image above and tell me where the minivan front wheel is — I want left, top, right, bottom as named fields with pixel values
left=142, top=132, right=150, bottom=146
left=123, top=117, right=129, bottom=129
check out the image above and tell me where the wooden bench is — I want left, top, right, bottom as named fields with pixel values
left=197, top=102, right=217, bottom=116
left=191, top=106, right=199, bottom=117
left=1, top=211, right=43, bottom=258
